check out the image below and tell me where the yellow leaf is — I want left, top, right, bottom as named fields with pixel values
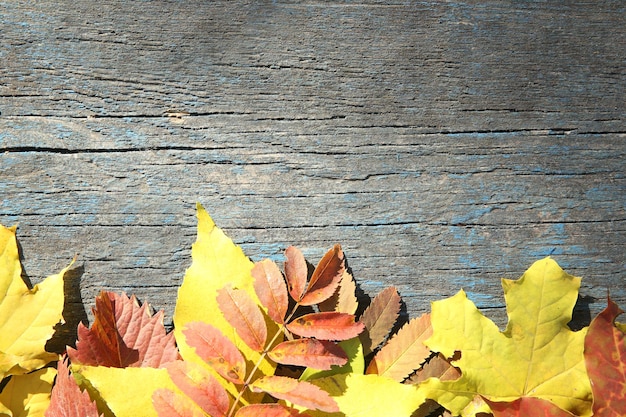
left=0, top=367, right=56, bottom=417
left=173, top=204, right=278, bottom=397
left=421, top=257, right=593, bottom=417
left=0, top=225, right=69, bottom=378
left=309, top=373, right=426, bottom=417
left=74, top=365, right=178, bottom=417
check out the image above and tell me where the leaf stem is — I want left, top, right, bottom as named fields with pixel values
left=227, top=302, right=302, bottom=417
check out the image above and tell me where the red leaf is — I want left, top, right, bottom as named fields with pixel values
left=249, top=376, right=339, bottom=413
left=165, top=361, right=230, bottom=417
left=235, top=404, right=312, bottom=417
left=217, top=285, right=268, bottom=352
left=45, top=356, right=102, bottom=417
left=183, top=321, right=246, bottom=384
left=286, top=312, right=364, bottom=341
left=299, top=244, right=345, bottom=306
left=67, top=291, right=179, bottom=368
left=268, top=338, right=348, bottom=369
left=584, top=296, right=626, bottom=416
left=485, top=397, right=577, bottom=417
left=284, top=246, right=308, bottom=301
left=252, top=259, right=288, bottom=324
left=152, top=389, right=205, bottom=417
left=366, top=313, right=432, bottom=381
left=359, top=286, right=401, bottom=355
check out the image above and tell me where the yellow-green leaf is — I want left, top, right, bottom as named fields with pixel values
left=173, top=204, right=278, bottom=396
left=0, top=225, right=69, bottom=378
left=309, top=373, right=426, bottom=417
left=420, top=257, right=592, bottom=417
left=74, top=365, right=179, bottom=417
left=0, top=367, right=56, bottom=417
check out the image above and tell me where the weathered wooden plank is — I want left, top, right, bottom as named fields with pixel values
left=1, top=0, right=624, bottom=344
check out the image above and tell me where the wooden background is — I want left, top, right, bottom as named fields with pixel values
left=1, top=1, right=624, bottom=340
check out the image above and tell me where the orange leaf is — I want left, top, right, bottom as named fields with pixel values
left=485, top=397, right=577, bottom=417
left=45, top=356, right=101, bottom=417
left=584, top=297, right=626, bottom=416
left=165, top=361, right=230, bottom=417
left=366, top=313, right=432, bottom=381
left=249, top=375, right=339, bottom=412
left=284, top=246, right=308, bottom=301
left=217, top=285, right=267, bottom=352
left=183, top=321, right=246, bottom=384
left=359, top=286, right=401, bottom=355
left=286, top=312, right=364, bottom=341
left=152, top=388, right=206, bottom=417
left=67, top=291, right=179, bottom=368
left=299, top=244, right=345, bottom=306
left=235, top=404, right=312, bottom=417
left=268, top=338, right=348, bottom=369
left=252, top=259, right=288, bottom=324
left=318, top=270, right=359, bottom=314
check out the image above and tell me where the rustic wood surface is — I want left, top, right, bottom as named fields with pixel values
left=1, top=1, right=624, bottom=344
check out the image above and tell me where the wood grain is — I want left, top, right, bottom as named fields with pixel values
left=1, top=1, right=624, bottom=346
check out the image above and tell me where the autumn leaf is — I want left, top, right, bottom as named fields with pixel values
left=73, top=365, right=180, bottom=417
left=299, top=244, right=345, bottom=306
left=584, top=297, right=626, bottom=416
left=359, top=286, right=401, bottom=355
left=284, top=246, right=308, bottom=302
left=235, top=404, right=312, bottom=417
left=173, top=204, right=277, bottom=396
left=0, top=224, right=69, bottom=378
left=0, top=367, right=56, bottom=417
left=299, top=337, right=364, bottom=382
left=161, top=361, right=230, bottom=417
left=366, top=313, right=432, bottom=381
left=252, top=259, right=288, bottom=324
left=268, top=338, right=348, bottom=370
left=420, top=258, right=593, bottom=417
left=67, top=291, right=178, bottom=368
left=318, top=270, right=359, bottom=315
left=308, top=373, right=426, bottom=417
left=407, top=352, right=460, bottom=385
left=217, top=286, right=268, bottom=352
left=46, top=356, right=101, bottom=417
left=249, top=375, right=339, bottom=412
left=152, top=389, right=206, bottom=417
left=484, top=397, right=577, bottom=417
left=183, top=321, right=247, bottom=385
left=286, top=312, right=364, bottom=341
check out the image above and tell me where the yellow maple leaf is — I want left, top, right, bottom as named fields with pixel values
left=173, top=204, right=278, bottom=397
left=0, top=367, right=56, bottom=417
left=0, top=225, right=69, bottom=379
left=420, top=257, right=592, bottom=416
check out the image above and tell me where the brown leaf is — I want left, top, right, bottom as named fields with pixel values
left=252, top=259, right=288, bottom=324
left=286, top=312, right=364, bottom=341
left=268, top=338, right=348, bottom=370
left=318, top=270, right=359, bottom=314
left=366, top=313, right=432, bottom=381
left=67, top=291, right=179, bottom=368
left=235, top=404, right=312, bottom=417
left=165, top=361, right=230, bottom=417
left=359, top=286, right=401, bottom=355
left=45, top=356, right=102, bottom=417
left=299, top=244, right=345, bottom=306
left=284, top=246, right=308, bottom=301
left=217, top=285, right=268, bottom=352
left=407, top=353, right=460, bottom=384
left=250, top=375, right=339, bottom=412
left=183, top=321, right=246, bottom=384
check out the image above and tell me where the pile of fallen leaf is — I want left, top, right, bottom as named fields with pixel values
left=1, top=204, right=624, bottom=417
